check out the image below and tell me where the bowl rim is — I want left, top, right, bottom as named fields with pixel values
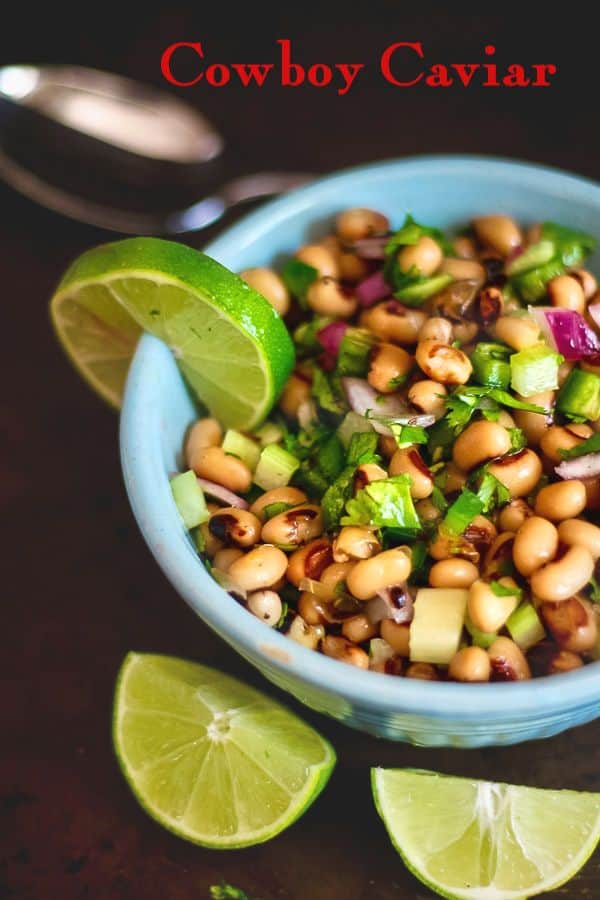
left=121, top=154, right=600, bottom=721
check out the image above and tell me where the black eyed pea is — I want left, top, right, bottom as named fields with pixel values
left=408, top=379, right=448, bottom=419
left=482, top=531, right=515, bottom=577
left=199, top=502, right=225, bottom=557
left=487, top=636, right=531, bottom=681
left=353, top=462, right=388, bottom=492
left=418, top=316, right=454, bottom=344
left=341, top=613, right=379, bottom=644
left=287, top=615, right=325, bottom=650
left=530, top=545, right=595, bottom=603
left=335, top=207, right=389, bottom=242
left=247, top=590, right=282, bottom=627
left=279, top=373, right=312, bottom=420
left=346, top=547, right=412, bottom=600
left=321, top=635, right=369, bottom=669
left=228, top=545, right=289, bottom=592
left=452, top=420, right=512, bottom=472
left=380, top=619, right=410, bottom=656
left=539, top=424, right=593, bottom=465
left=295, top=244, right=339, bottom=279
left=493, top=315, right=540, bottom=351
left=405, top=662, right=439, bottom=680
left=239, top=267, right=290, bottom=317
left=250, top=486, right=308, bottom=522
left=534, top=480, right=587, bottom=522
left=498, top=498, right=534, bottom=532
left=453, top=320, right=479, bottom=344
left=415, top=498, right=442, bottom=523
left=415, top=339, right=472, bottom=385
left=398, top=235, right=443, bottom=276
left=472, top=215, right=523, bottom=256
left=212, top=547, right=245, bottom=572
left=317, top=561, right=357, bottom=602
left=583, top=476, right=600, bottom=512
left=286, top=538, right=333, bottom=587
left=448, top=646, right=491, bottom=683
left=298, top=591, right=330, bottom=626
left=429, top=558, right=479, bottom=589
left=442, top=462, right=468, bottom=494
left=558, top=519, right=600, bottom=560
left=185, top=417, right=223, bottom=469
left=192, top=446, right=252, bottom=494
left=428, top=531, right=479, bottom=564
left=569, top=267, right=598, bottom=300
left=332, top=526, right=381, bottom=563
left=453, top=235, right=478, bottom=259
left=513, top=390, right=554, bottom=447
left=321, top=233, right=370, bottom=282
left=261, top=504, right=323, bottom=547
left=359, top=301, right=427, bottom=345
left=367, top=342, right=413, bottom=394
left=487, top=448, right=543, bottom=499
left=306, top=277, right=357, bottom=318
left=547, top=649, right=584, bottom=675
left=208, top=507, right=262, bottom=548
left=548, top=274, right=585, bottom=314
left=378, top=435, right=399, bottom=460
left=467, top=577, right=520, bottom=634
left=540, top=595, right=598, bottom=653
left=389, top=447, right=433, bottom=499
left=464, top=515, right=498, bottom=550
left=439, top=257, right=486, bottom=287
left=513, top=516, right=558, bottom=576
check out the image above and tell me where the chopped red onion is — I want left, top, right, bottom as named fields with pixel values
left=529, top=306, right=600, bottom=359
left=351, top=236, right=388, bottom=259
left=356, top=269, right=392, bottom=307
left=555, top=453, right=600, bottom=480
left=341, top=377, right=434, bottom=434
left=366, top=586, right=414, bottom=624
left=197, top=478, right=249, bottom=509
left=316, top=320, right=348, bottom=357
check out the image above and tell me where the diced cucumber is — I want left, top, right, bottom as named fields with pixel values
left=254, top=444, right=300, bottom=490
left=170, top=470, right=209, bottom=529
left=506, top=602, right=546, bottom=651
left=556, top=368, right=600, bottom=421
left=222, top=429, right=261, bottom=471
left=409, top=588, right=468, bottom=665
left=510, top=344, right=561, bottom=397
left=253, top=421, right=284, bottom=446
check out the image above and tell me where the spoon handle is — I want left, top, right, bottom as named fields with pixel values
left=0, top=149, right=313, bottom=235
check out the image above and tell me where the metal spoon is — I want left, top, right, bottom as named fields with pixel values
left=0, top=65, right=312, bottom=233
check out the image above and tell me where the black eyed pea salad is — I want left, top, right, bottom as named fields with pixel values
left=170, top=207, right=600, bottom=683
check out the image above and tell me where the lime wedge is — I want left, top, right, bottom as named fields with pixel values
left=50, top=238, right=294, bottom=428
left=113, top=653, right=335, bottom=848
left=372, top=767, right=600, bottom=899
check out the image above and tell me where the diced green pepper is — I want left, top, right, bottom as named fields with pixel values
left=471, top=343, right=511, bottom=390
left=556, top=368, right=600, bottom=421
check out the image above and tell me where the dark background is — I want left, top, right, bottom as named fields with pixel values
left=2, top=6, right=600, bottom=899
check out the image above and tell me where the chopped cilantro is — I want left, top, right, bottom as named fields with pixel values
left=346, top=432, right=381, bottom=466
left=341, top=475, right=420, bottom=535
left=490, top=580, right=522, bottom=599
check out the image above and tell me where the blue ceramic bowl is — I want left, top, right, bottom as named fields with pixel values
left=120, top=156, right=600, bottom=747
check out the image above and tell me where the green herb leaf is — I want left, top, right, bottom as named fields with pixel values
left=541, top=221, right=597, bottom=267
left=384, top=213, right=453, bottom=257
left=341, top=475, right=420, bottom=534
left=263, top=501, right=294, bottom=520
left=346, top=432, right=381, bottom=466
left=508, top=427, right=527, bottom=451
left=293, top=317, right=333, bottom=355
left=316, top=433, right=345, bottom=481
left=474, top=471, right=510, bottom=513
left=336, top=327, right=376, bottom=377
left=587, top=575, right=600, bottom=602
left=559, top=431, right=600, bottom=459
left=390, top=423, right=428, bottom=447
left=210, top=883, right=257, bottom=900
left=281, top=258, right=318, bottom=306
left=311, top=368, right=347, bottom=417
left=430, top=484, right=449, bottom=512
left=442, top=488, right=484, bottom=536
left=322, top=466, right=356, bottom=531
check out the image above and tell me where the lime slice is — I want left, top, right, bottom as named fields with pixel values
left=372, top=767, right=600, bottom=899
left=113, top=653, right=335, bottom=848
left=50, top=237, right=294, bottom=428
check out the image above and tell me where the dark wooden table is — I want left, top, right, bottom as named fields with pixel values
left=2, top=9, right=599, bottom=899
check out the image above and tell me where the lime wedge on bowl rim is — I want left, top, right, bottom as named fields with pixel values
left=50, top=237, right=295, bottom=429
left=113, top=653, right=335, bottom=848
left=372, top=767, right=600, bottom=900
